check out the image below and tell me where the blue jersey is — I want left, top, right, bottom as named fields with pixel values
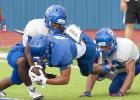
left=47, top=34, right=77, bottom=71
left=31, top=32, right=96, bottom=76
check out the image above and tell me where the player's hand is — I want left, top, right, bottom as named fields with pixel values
left=120, top=0, right=127, bottom=12
left=110, top=92, right=124, bottom=96
left=101, top=64, right=112, bottom=73
left=96, top=73, right=106, bottom=81
left=29, top=65, right=48, bottom=86
left=104, top=64, right=112, bottom=70
left=80, top=92, right=91, bottom=97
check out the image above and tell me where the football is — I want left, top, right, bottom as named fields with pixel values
left=30, top=65, right=47, bottom=77
left=29, top=65, right=57, bottom=79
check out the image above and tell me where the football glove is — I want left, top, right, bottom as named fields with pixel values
left=101, top=64, right=112, bottom=73
left=29, top=65, right=47, bottom=87
left=96, top=73, right=106, bottom=81
left=80, top=92, right=91, bottom=97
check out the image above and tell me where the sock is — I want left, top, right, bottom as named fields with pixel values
left=27, top=85, right=34, bottom=91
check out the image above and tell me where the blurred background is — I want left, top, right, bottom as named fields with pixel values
left=0, top=0, right=140, bottom=47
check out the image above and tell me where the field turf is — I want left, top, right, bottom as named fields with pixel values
left=0, top=61, right=140, bottom=100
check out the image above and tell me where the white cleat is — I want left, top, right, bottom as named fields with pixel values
left=0, top=91, right=6, bottom=97
left=29, top=88, right=44, bottom=100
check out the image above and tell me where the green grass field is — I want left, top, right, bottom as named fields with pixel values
left=0, top=47, right=10, bottom=53
left=0, top=61, right=140, bottom=100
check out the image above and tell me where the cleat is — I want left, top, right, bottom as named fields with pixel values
left=29, top=88, right=44, bottom=100
left=0, top=91, right=6, bottom=97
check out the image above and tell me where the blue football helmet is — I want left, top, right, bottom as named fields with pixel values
left=95, top=28, right=117, bottom=58
left=29, top=34, right=50, bottom=58
left=45, top=5, right=67, bottom=34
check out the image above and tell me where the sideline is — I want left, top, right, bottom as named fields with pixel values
left=0, top=53, right=7, bottom=59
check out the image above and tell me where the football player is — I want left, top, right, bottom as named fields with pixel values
left=0, top=5, right=67, bottom=100
left=0, top=42, right=45, bottom=100
left=81, top=28, right=140, bottom=97
left=27, top=32, right=114, bottom=87
left=27, top=31, right=96, bottom=85
left=23, top=5, right=67, bottom=47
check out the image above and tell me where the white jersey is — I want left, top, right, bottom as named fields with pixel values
left=23, top=18, right=49, bottom=46
left=107, top=38, right=139, bottom=66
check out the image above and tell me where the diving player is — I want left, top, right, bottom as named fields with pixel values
left=0, top=5, right=67, bottom=100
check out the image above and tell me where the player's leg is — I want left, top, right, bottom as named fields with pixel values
left=80, top=74, right=96, bottom=97
left=78, top=35, right=96, bottom=97
left=17, top=57, right=31, bottom=86
left=7, top=44, right=43, bottom=99
left=78, top=52, right=95, bottom=97
left=17, top=57, right=43, bottom=100
left=124, top=2, right=136, bottom=40
left=77, top=33, right=96, bottom=76
left=0, top=68, right=22, bottom=97
left=109, top=72, right=127, bottom=95
left=124, top=24, right=134, bottom=39
left=0, top=47, right=19, bottom=97
left=0, top=77, right=13, bottom=97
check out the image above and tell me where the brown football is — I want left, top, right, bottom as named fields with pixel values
left=30, top=67, right=46, bottom=77
left=30, top=66, right=57, bottom=79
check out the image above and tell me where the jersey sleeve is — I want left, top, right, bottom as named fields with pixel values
left=24, top=20, right=36, bottom=36
left=23, top=19, right=49, bottom=47
left=116, top=38, right=139, bottom=63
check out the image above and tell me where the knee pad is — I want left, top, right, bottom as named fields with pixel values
left=109, top=86, right=119, bottom=94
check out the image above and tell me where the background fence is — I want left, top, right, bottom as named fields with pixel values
left=1, top=0, right=139, bottom=31
left=0, top=0, right=140, bottom=47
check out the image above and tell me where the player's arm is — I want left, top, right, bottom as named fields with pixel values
left=80, top=74, right=96, bottom=97
left=80, top=63, right=108, bottom=97
left=46, top=67, right=71, bottom=85
left=25, top=43, right=35, bottom=67
left=93, top=64, right=112, bottom=74
left=119, top=59, right=135, bottom=94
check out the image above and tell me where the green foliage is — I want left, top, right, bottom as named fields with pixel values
left=0, top=62, right=140, bottom=100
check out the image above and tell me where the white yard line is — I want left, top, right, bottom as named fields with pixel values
left=0, top=58, right=78, bottom=68
left=0, top=53, right=7, bottom=59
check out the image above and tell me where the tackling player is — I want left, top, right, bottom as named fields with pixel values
left=81, top=28, right=140, bottom=97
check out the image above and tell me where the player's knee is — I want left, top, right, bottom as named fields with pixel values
left=80, top=71, right=89, bottom=76
left=79, top=66, right=90, bottom=76
left=16, top=57, right=26, bottom=67
left=109, top=86, right=119, bottom=94
left=13, top=80, right=22, bottom=85
left=10, top=78, right=22, bottom=85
